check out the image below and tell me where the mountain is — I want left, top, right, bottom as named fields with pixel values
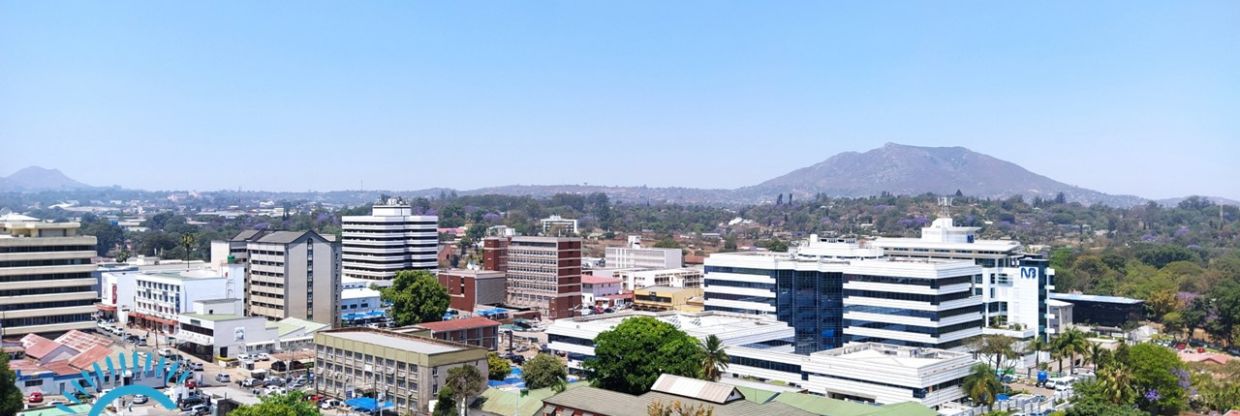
left=736, top=143, right=1146, bottom=206
left=0, top=166, right=94, bottom=192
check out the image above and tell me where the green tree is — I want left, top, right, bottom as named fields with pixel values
left=722, top=237, right=738, bottom=252
left=1054, top=328, right=1090, bottom=375
left=230, top=391, right=319, bottom=416
left=972, top=335, right=1018, bottom=372
left=654, top=236, right=680, bottom=249
left=381, top=270, right=450, bottom=326
left=444, top=365, right=485, bottom=416
left=1024, top=337, right=1051, bottom=380
left=1097, top=362, right=1135, bottom=405
left=764, top=238, right=788, bottom=253
left=700, top=335, right=729, bottom=382
left=524, top=353, right=568, bottom=392
left=1067, top=381, right=1146, bottom=416
left=487, top=352, right=512, bottom=381
left=0, top=353, right=23, bottom=415
left=1127, top=343, right=1187, bottom=415
left=962, top=364, right=1003, bottom=412
left=432, top=386, right=456, bottom=416
left=585, top=316, right=707, bottom=395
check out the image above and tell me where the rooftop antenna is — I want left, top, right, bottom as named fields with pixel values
left=937, top=196, right=953, bottom=219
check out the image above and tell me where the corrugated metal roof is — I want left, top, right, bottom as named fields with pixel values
left=651, top=374, right=741, bottom=404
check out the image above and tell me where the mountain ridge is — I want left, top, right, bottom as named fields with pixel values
left=0, top=166, right=94, bottom=192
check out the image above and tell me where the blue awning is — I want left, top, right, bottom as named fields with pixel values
left=345, top=397, right=393, bottom=412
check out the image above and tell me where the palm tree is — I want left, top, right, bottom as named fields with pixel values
left=1086, top=342, right=1108, bottom=370
left=962, top=364, right=1003, bottom=412
left=1055, top=328, right=1090, bottom=376
left=700, top=335, right=729, bottom=382
left=1024, top=337, right=1050, bottom=380
left=179, top=233, right=196, bottom=262
left=1097, top=361, right=1135, bottom=405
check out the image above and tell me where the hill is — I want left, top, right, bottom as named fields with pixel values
left=736, top=143, right=1145, bottom=206
left=0, top=167, right=94, bottom=192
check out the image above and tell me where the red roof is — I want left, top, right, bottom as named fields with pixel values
left=55, top=330, right=113, bottom=352
left=20, top=334, right=52, bottom=349
left=23, top=338, right=63, bottom=360
left=415, top=316, right=500, bottom=332
left=684, top=255, right=705, bottom=265
left=582, top=276, right=622, bottom=285
left=68, top=345, right=113, bottom=370
left=600, top=293, right=634, bottom=300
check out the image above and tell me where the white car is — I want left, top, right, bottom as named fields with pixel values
left=319, top=399, right=341, bottom=409
left=236, top=353, right=253, bottom=361
left=255, top=353, right=271, bottom=361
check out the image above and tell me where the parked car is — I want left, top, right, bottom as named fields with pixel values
left=240, top=378, right=257, bottom=387
left=28, top=392, right=43, bottom=403
left=319, top=399, right=342, bottom=409
left=179, top=395, right=206, bottom=409
left=505, top=354, right=526, bottom=365
left=236, top=353, right=252, bottom=361
left=264, top=377, right=285, bottom=387
left=188, top=404, right=211, bottom=415
left=187, top=362, right=204, bottom=371
left=132, top=394, right=149, bottom=404
left=255, top=353, right=271, bottom=361
left=215, top=373, right=231, bottom=383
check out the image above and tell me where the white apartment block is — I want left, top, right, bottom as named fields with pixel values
left=614, top=268, right=702, bottom=291
left=0, top=214, right=98, bottom=336
left=245, top=230, right=341, bottom=325
left=341, top=198, right=438, bottom=285
left=605, top=245, right=682, bottom=270
left=123, top=265, right=245, bottom=334
left=540, top=215, right=578, bottom=236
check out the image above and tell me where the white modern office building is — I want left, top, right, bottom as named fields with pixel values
left=605, top=239, right=683, bottom=270
left=726, top=342, right=973, bottom=407
left=704, top=236, right=984, bottom=353
left=872, top=217, right=1055, bottom=340
left=613, top=268, right=702, bottom=291
left=176, top=298, right=329, bottom=358
left=109, top=264, right=245, bottom=334
left=341, top=198, right=438, bottom=285
left=339, top=277, right=386, bottom=326
left=540, top=215, right=578, bottom=236
left=546, top=310, right=972, bottom=408
left=0, top=214, right=98, bottom=336
left=546, top=310, right=794, bottom=371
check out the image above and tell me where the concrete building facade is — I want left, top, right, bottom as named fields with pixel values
left=501, top=237, right=583, bottom=320
left=245, top=231, right=341, bottom=325
left=437, top=269, right=506, bottom=313
left=341, top=198, right=438, bottom=284
left=0, top=215, right=98, bottom=337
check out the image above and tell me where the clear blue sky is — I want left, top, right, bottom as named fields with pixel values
left=2, top=1, right=1237, bottom=199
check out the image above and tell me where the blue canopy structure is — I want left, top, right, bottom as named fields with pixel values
left=345, top=397, right=393, bottom=412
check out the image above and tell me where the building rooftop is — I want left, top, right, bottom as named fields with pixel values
left=182, top=313, right=247, bottom=322
left=581, top=275, right=622, bottom=285
left=550, top=310, right=790, bottom=340
left=255, top=230, right=326, bottom=244
left=438, top=268, right=506, bottom=278
left=541, top=386, right=814, bottom=416
left=321, top=329, right=467, bottom=354
left=811, top=342, right=971, bottom=368
left=651, top=374, right=741, bottom=404
left=414, top=316, right=501, bottom=332
left=275, top=317, right=330, bottom=336
left=1050, top=292, right=1144, bottom=305
left=195, top=298, right=239, bottom=304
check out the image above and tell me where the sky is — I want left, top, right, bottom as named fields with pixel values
left=1, top=1, right=1237, bottom=199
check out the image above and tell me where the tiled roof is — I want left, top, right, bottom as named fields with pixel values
left=414, top=316, right=500, bottom=332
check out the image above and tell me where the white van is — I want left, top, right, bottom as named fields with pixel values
left=1047, top=376, right=1075, bottom=391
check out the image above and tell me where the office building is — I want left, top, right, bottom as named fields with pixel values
left=704, top=236, right=983, bottom=353
left=614, top=268, right=702, bottom=291
left=341, top=198, right=438, bottom=284
left=437, top=269, right=506, bottom=313
left=580, top=275, right=622, bottom=308
left=245, top=230, right=341, bottom=325
left=1048, top=293, right=1142, bottom=328
left=177, top=298, right=328, bottom=359
left=209, top=230, right=269, bottom=271
left=546, top=310, right=794, bottom=372
left=495, top=236, right=582, bottom=319
left=0, top=215, right=98, bottom=337
left=540, top=215, right=578, bottom=236
left=872, top=217, right=1055, bottom=339
left=605, top=242, right=682, bottom=270
left=633, top=286, right=704, bottom=312
left=125, top=266, right=245, bottom=334
left=409, top=316, right=500, bottom=351
left=482, top=237, right=509, bottom=272
left=340, top=277, right=386, bottom=326
left=314, top=328, right=489, bottom=414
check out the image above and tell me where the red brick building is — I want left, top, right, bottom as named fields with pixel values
left=437, top=269, right=507, bottom=312
left=412, top=316, right=501, bottom=351
left=482, top=237, right=509, bottom=272
left=490, top=236, right=582, bottom=320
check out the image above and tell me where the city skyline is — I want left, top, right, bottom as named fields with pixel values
left=2, top=1, right=1237, bottom=199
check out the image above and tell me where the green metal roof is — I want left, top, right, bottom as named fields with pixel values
left=479, top=383, right=587, bottom=416
left=772, top=391, right=936, bottom=416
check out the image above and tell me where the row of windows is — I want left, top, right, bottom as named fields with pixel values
left=179, top=323, right=213, bottom=336
left=846, top=335, right=970, bottom=350
left=0, top=285, right=94, bottom=297
left=0, top=298, right=95, bottom=311
left=842, top=289, right=974, bottom=304
left=844, top=304, right=983, bottom=320
left=1, top=313, right=92, bottom=328
left=0, top=245, right=94, bottom=253
left=730, top=355, right=802, bottom=374
left=549, top=334, right=593, bottom=347
left=844, top=273, right=975, bottom=288
left=705, top=292, right=776, bottom=304
left=704, top=266, right=775, bottom=276
left=845, top=319, right=983, bottom=336
left=703, top=279, right=775, bottom=290
left=0, top=271, right=92, bottom=283
left=704, top=305, right=764, bottom=315
left=342, top=221, right=438, bottom=226
left=0, top=258, right=90, bottom=268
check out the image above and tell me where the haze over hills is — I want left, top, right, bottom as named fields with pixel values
left=0, top=166, right=95, bottom=192
left=4, top=144, right=1235, bottom=208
